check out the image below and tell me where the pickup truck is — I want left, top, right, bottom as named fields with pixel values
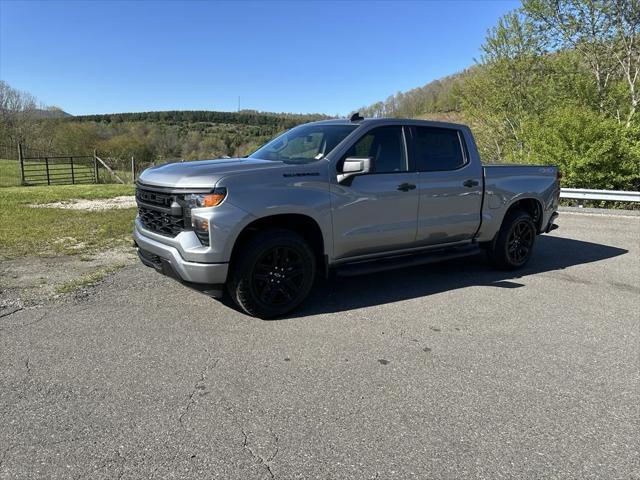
left=134, top=117, right=560, bottom=318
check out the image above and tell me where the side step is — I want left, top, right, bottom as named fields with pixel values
left=335, top=245, right=482, bottom=277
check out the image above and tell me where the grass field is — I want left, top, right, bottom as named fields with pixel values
left=0, top=184, right=136, bottom=259
left=0, top=159, right=21, bottom=187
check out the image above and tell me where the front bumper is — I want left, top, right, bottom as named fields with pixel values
left=133, top=223, right=228, bottom=291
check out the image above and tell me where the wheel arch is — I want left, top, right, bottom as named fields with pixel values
left=228, top=213, right=326, bottom=273
left=503, top=197, right=544, bottom=233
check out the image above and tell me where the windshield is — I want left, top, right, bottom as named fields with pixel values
left=249, top=124, right=357, bottom=164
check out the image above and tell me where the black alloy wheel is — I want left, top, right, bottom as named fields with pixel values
left=250, top=246, right=308, bottom=308
left=506, top=219, right=535, bottom=266
left=486, top=209, right=537, bottom=270
left=227, top=228, right=316, bottom=318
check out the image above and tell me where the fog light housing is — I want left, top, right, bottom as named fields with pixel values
left=192, top=217, right=210, bottom=245
left=192, top=217, right=208, bottom=231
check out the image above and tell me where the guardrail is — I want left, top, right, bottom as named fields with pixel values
left=560, top=188, right=640, bottom=203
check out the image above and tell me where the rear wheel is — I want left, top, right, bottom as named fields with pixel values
left=227, top=229, right=316, bottom=318
left=487, top=210, right=536, bottom=270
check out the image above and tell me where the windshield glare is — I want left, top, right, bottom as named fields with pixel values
left=250, top=124, right=357, bottom=164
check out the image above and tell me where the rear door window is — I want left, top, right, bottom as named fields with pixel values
left=412, top=127, right=467, bottom=172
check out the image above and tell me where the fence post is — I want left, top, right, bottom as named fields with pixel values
left=131, top=156, right=135, bottom=184
left=18, top=143, right=25, bottom=185
left=93, top=149, right=99, bottom=183
left=45, top=157, right=50, bottom=185
left=70, top=156, right=75, bottom=184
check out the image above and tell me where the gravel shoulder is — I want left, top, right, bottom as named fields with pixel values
left=29, top=195, right=136, bottom=211
left=0, top=247, right=136, bottom=313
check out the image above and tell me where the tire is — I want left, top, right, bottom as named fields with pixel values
left=227, top=228, right=316, bottom=318
left=487, top=209, right=536, bottom=270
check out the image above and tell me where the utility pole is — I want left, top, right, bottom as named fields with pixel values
left=238, top=96, right=240, bottom=112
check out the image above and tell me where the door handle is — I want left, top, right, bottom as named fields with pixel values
left=397, top=183, right=416, bottom=192
left=463, top=179, right=479, bottom=188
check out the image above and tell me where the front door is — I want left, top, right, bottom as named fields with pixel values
left=330, top=126, right=419, bottom=259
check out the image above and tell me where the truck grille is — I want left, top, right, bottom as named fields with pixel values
left=136, top=186, right=187, bottom=237
left=138, top=205, right=185, bottom=236
left=135, top=184, right=212, bottom=245
left=136, top=189, right=174, bottom=208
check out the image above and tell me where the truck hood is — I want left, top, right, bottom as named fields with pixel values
left=137, top=157, right=283, bottom=188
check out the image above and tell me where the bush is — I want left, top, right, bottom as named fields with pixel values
left=523, top=107, right=640, bottom=190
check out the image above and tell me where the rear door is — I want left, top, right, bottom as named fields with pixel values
left=408, top=125, right=483, bottom=245
left=330, top=125, right=419, bottom=259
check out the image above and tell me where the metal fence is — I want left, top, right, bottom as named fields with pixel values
left=560, top=188, right=640, bottom=203
left=18, top=144, right=97, bottom=186
left=21, top=154, right=96, bottom=185
left=10, top=143, right=139, bottom=186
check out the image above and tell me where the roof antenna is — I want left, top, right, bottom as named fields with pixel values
left=350, top=112, right=364, bottom=122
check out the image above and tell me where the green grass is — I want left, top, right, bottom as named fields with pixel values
left=0, top=184, right=136, bottom=259
left=0, top=159, right=21, bottom=187
left=55, top=263, right=126, bottom=293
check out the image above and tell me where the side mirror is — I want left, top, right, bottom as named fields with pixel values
left=337, top=157, right=372, bottom=184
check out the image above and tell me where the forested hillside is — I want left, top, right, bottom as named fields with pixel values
left=357, top=0, right=639, bottom=190
left=0, top=84, right=330, bottom=163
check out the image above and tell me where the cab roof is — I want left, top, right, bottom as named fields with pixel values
left=306, top=117, right=468, bottom=130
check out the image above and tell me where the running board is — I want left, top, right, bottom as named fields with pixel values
left=335, top=245, right=482, bottom=277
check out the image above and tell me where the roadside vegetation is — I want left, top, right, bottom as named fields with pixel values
left=0, top=184, right=135, bottom=259
left=358, top=0, right=639, bottom=192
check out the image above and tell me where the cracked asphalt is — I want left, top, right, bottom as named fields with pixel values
left=1, top=212, right=639, bottom=479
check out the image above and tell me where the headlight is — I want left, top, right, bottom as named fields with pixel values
left=185, top=187, right=227, bottom=208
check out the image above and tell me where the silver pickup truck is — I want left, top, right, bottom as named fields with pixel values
left=134, top=117, right=560, bottom=318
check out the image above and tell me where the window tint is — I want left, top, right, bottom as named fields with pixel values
left=413, top=127, right=466, bottom=171
left=344, top=126, right=406, bottom=173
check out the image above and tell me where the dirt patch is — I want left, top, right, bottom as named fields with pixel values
left=0, top=247, right=137, bottom=311
left=29, top=195, right=136, bottom=211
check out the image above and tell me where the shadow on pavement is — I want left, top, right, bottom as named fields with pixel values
left=285, top=235, right=629, bottom=318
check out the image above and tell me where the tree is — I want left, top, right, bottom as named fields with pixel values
left=0, top=80, right=38, bottom=146
left=523, top=0, right=640, bottom=124
left=458, top=11, right=558, bottom=162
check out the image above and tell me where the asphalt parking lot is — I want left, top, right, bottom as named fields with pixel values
left=1, top=211, right=639, bottom=479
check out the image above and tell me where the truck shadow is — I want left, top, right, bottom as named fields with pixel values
left=288, top=235, right=629, bottom=318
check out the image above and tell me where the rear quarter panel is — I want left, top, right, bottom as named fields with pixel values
left=476, top=165, right=560, bottom=242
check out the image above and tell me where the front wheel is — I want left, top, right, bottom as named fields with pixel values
left=227, top=229, right=316, bottom=318
left=487, top=210, right=536, bottom=270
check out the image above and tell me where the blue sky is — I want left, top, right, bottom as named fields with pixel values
left=0, top=0, right=519, bottom=115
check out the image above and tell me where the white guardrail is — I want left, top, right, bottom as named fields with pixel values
left=560, top=188, right=640, bottom=202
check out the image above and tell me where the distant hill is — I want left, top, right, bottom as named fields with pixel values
left=355, top=71, right=468, bottom=119
left=31, top=108, right=72, bottom=119
left=71, top=110, right=332, bottom=129
left=33, top=109, right=337, bottom=163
